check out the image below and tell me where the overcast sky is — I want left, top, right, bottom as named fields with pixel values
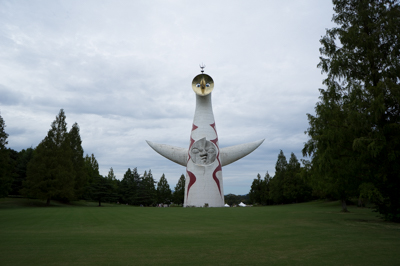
left=1, top=0, right=335, bottom=195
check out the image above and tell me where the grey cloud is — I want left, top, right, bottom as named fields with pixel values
left=0, top=0, right=334, bottom=194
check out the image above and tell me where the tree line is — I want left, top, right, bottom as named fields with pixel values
left=0, top=110, right=185, bottom=206
left=248, top=151, right=312, bottom=206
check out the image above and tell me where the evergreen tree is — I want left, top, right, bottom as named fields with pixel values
left=23, top=109, right=74, bottom=205
left=107, top=167, right=119, bottom=193
left=107, top=167, right=116, bottom=181
left=139, top=170, right=157, bottom=206
left=270, top=150, right=287, bottom=204
left=303, top=0, right=400, bottom=217
left=0, top=113, right=12, bottom=198
left=91, top=175, right=114, bottom=206
left=261, top=172, right=272, bottom=205
left=157, top=174, right=172, bottom=204
left=283, top=153, right=301, bottom=203
left=120, top=167, right=140, bottom=205
left=249, top=174, right=263, bottom=204
left=69, top=123, right=87, bottom=199
left=85, top=154, right=99, bottom=182
left=10, top=148, right=34, bottom=195
left=172, top=174, right=185, bottom=205
left=84, top=155, right=116, bottom=205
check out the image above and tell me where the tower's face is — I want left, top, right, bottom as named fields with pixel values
left=192, top=74, right=214, bottom=96
left=190, top=137, right=217, bottom=165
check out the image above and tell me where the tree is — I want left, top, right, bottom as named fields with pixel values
left=139, top=170, right=157, bottom=206
left=85, top=154, right=99, bottom=181
left=10, top=148, right=34, bottom=195
left=91, top=175, right=114, bottom=207
left=23, top=109, right=75, bottom=205
left=119, top=167, right=140, bottom=205
left=270, top=150, right=287, bottom=204
left=84, top=153, right=113, bottom=205
left=249, top=174, right=263, bottom=205
left=0, top=113, right=12, bottom=198
left=261, top=172, right=272, bottom=205
left=107, top=167, right=119, bottom=193
left=172, top=174, right=185, bottom=205
left=303, top=0, right=400, bottom=217
left=157, top=174, right=172, bottom=204
left=107, top=167, right=116, bottom=181
left=284, top=153, right=301, bottom=203
left=69, top=123, right=87, bottom=199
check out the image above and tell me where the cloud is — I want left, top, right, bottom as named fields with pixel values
left=0, top=0, right=334, bottom=194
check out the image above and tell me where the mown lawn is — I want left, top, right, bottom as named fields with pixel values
left=1, top=198, right=399, bottom=265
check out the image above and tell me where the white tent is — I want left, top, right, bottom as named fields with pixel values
left=238, top=202, right=246, bottom=207
left=224, top=203, right=230, bottom=207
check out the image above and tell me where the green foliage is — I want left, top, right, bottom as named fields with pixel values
left=156, top=173, right=172, bottom=204
left=139, top=170, right=157, bottom=206
left=249, top=173, right=267, bottom=205
left=10, top=148, right=33, bottom=195
left=172, top=174, right=185, bottom=205
left=69, top=123, right=87, bottom=199
left=90, top=175, right=115, bottom=206
left=119, top=167, right=140, bottom=205
left=251, top=151, right=311, bottom=205
left=270, top=150, right=287, bottom=204
left=84, top=154, right=99, bottom=182
left=107, top=167, right=119, bottom=192
left=0, top=113, right=12, bottom=198
left=84, top=154, right=116, bottom=205
left=23, top=109, right=75, bottom=204
left=304, top=0, right=400, bottom=218
left=283, top=153, right=312, bottom=203
left=107, top=167, right=116, bottom=181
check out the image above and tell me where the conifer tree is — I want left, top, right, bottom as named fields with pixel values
left=10, top=148, right=34, bottom=195
left=0, top=113, right=12, bottom=198
left=140, top=170, right=156, bottom=206
left=303, top=0, right=400, bottom=217
left=85, top=154, right=99, bottom=182
left=107, top=167, right=119, bottom=192
left=107, top=167, right=116, bottom=181
left=69, top=123, right=87, bottom=199
left=261, top=172, right=272, bottom=205
left=120, top=167, right=140, bottom=205
left=283, top=153, right=301, bottom=203
left=270, top=150, right=287, bottom=204
left=24, top=109, right=74, bottom=205
left=157, top=174, right=172, bottom=204
left=249, top=174, right=263, bottom=204
left=172, top=174, right=185, bottom=205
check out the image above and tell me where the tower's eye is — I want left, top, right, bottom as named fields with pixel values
left=192, top=73, right=214, bottom=96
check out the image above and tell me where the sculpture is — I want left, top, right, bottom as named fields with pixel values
left=146, top=66, right=264, bottom=207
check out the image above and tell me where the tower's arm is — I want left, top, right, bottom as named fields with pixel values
left=220, top=139, right=265, bottom=167
left=146, top=140, right=188, bottom=167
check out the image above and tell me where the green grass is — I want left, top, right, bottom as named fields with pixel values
left=1, top=198, right=400, bottom=265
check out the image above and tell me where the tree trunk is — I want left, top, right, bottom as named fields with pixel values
left=98, top=200, right=101, bottom=207
left=341, top=199, right=348, bottom=212
left=46, top=198, right=50, bottom=206
left=358, top=195, right=364, bottom=207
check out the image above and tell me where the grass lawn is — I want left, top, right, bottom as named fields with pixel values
left=1, top=198, right=400, bottom=265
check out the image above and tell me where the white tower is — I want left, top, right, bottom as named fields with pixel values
left=146, top=67, right=264, bottom=207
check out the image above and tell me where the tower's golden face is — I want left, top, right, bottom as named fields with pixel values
left=192, top=74, right=214, bottom=96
